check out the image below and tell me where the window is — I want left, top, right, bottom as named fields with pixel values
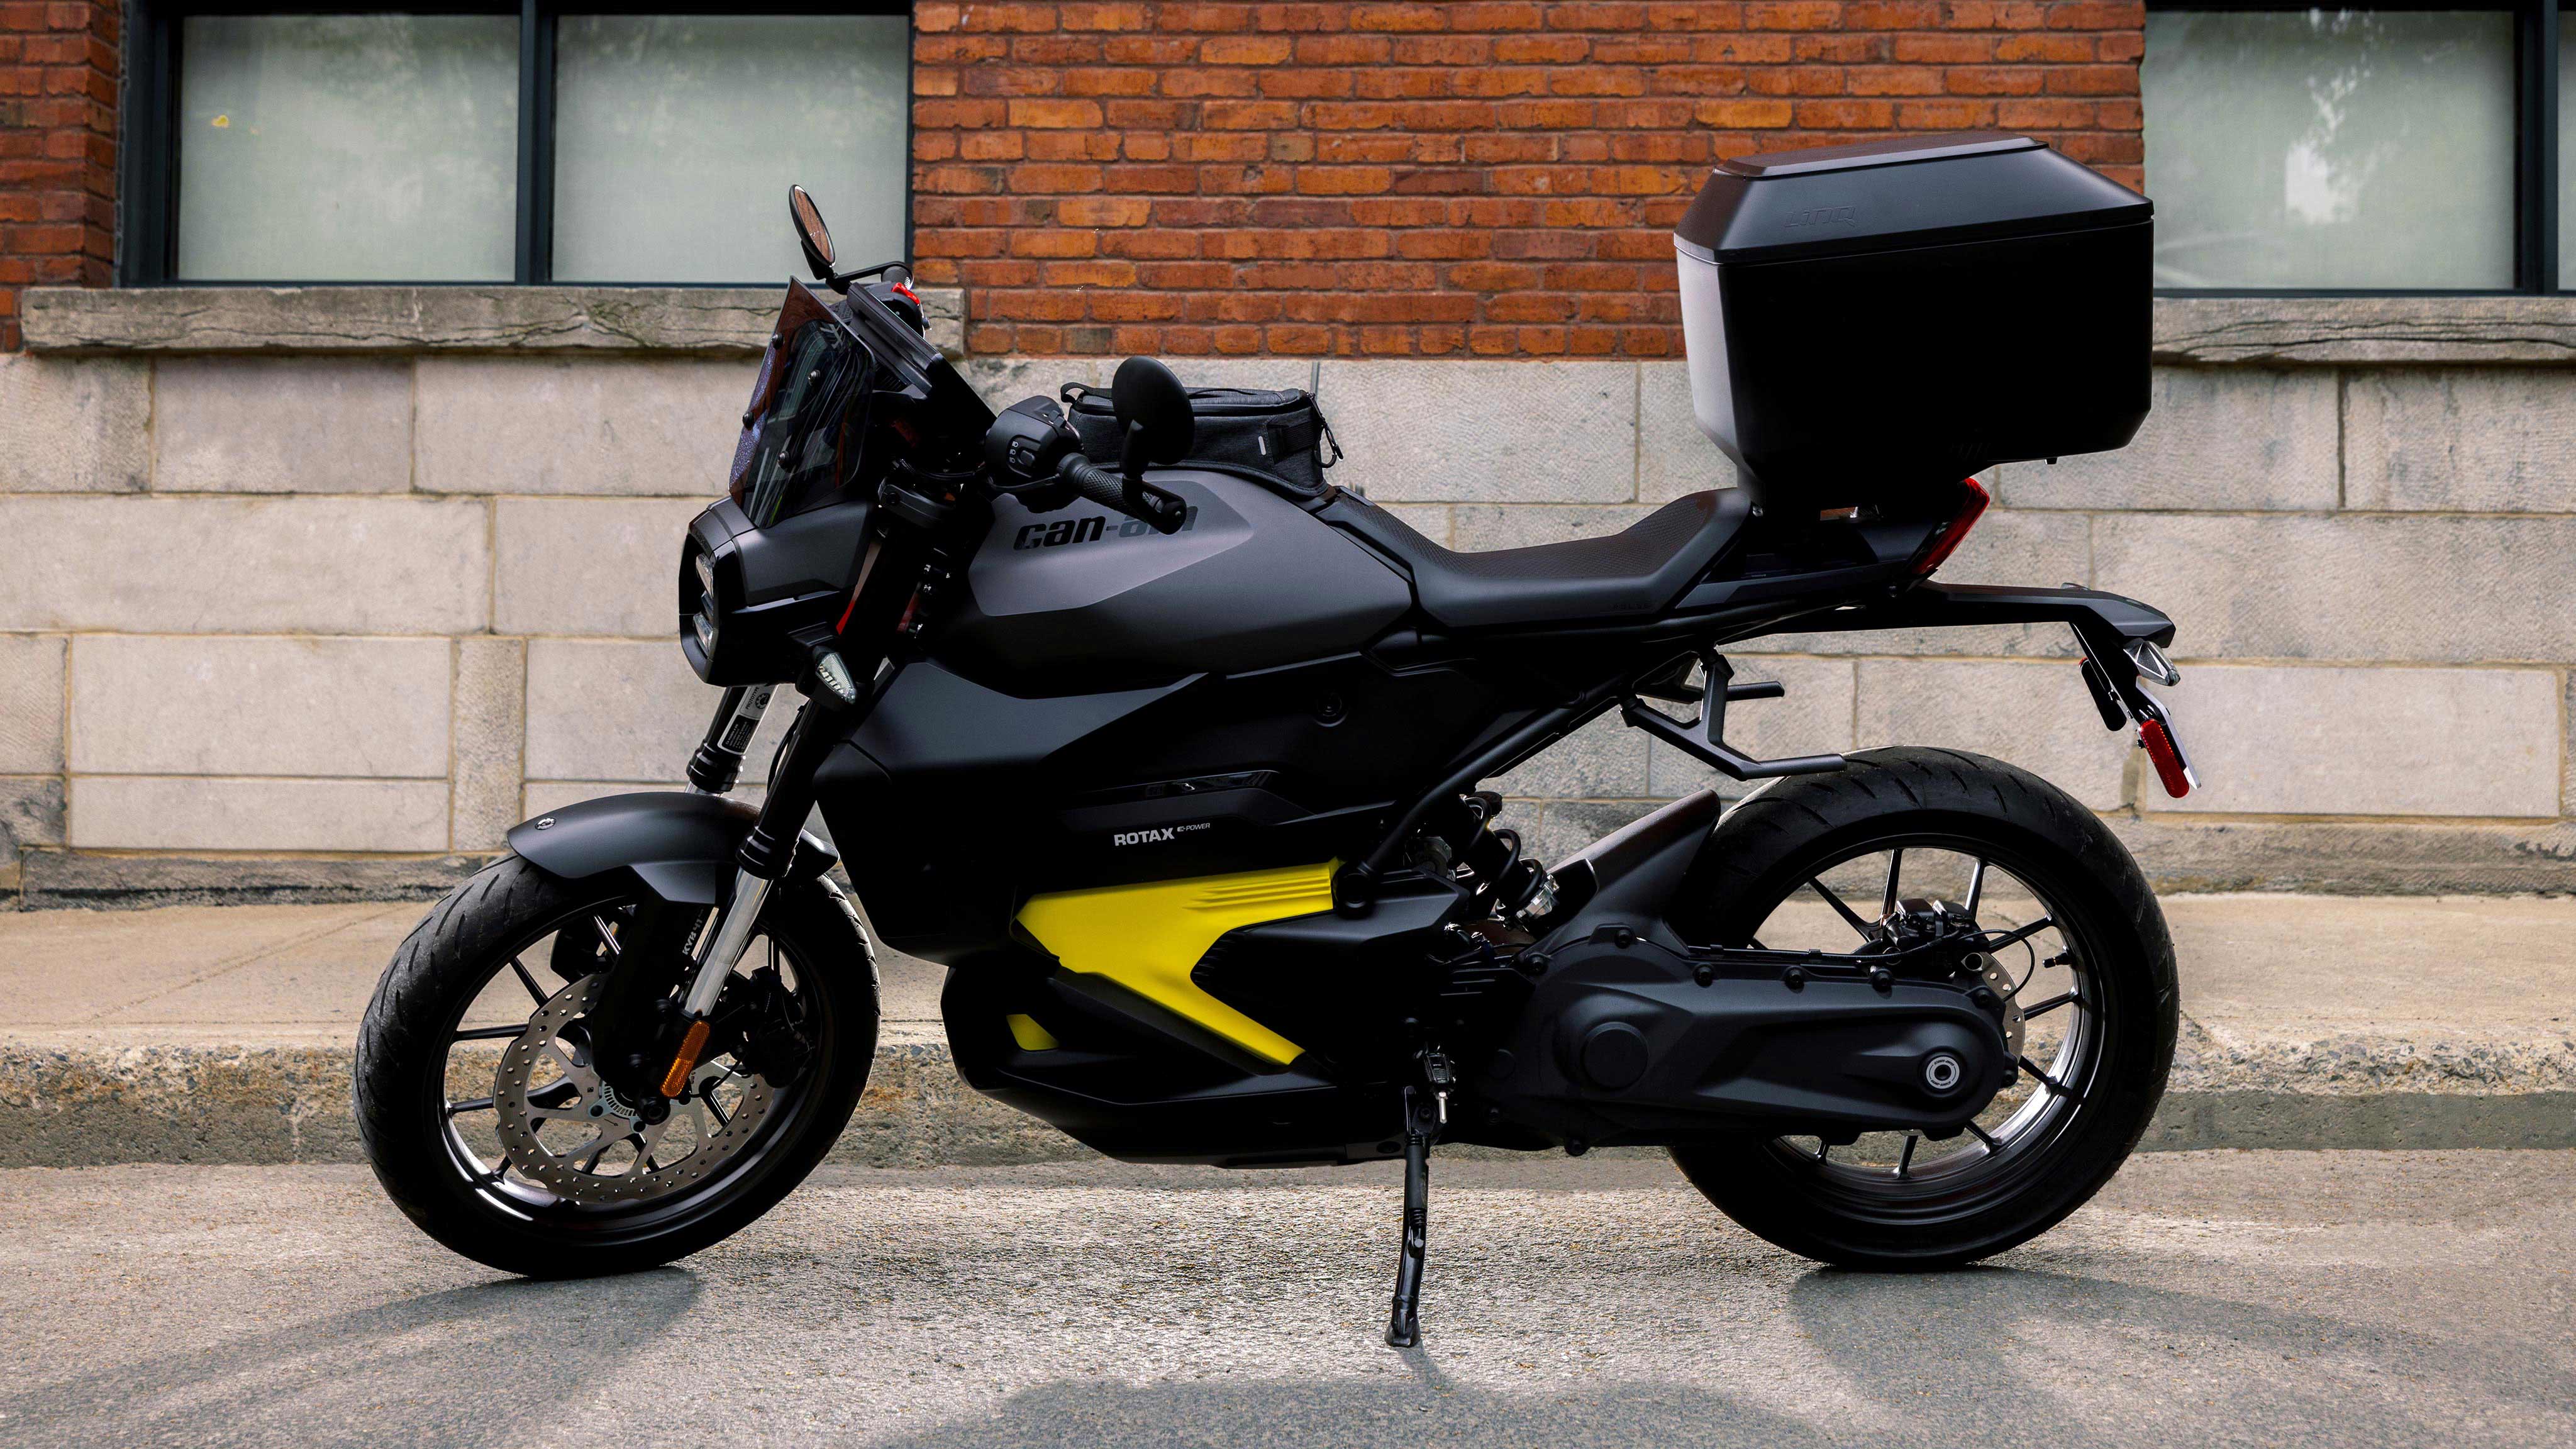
left=2144, top=3, right=2565, bottom=292
left=124, top=3, right=911, bottom=286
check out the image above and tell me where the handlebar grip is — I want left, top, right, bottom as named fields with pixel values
left=1058, top=457, right=1188, bottom=535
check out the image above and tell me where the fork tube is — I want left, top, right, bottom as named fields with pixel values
left=685, top=872, right=774, bottom=1016
left=686, top=684, right=775, bottom=796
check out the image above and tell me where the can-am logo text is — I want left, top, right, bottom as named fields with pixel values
left=1784, top=206, right=1859, bottom=230
left=1016, top=506, right=1201, bottom=551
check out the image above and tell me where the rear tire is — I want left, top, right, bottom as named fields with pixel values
left=1665, top=747, right=2177, bottom=1270
left=355, top=855, right=877, bottom=1277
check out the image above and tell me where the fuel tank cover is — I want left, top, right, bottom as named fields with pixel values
left=941, top=471, right=1411, bottom=684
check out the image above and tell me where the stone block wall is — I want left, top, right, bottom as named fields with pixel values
left=1, top=291, right=2570, bottom=902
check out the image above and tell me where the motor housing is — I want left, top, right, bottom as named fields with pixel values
left=1479, top=928, right=2011, bottom=1148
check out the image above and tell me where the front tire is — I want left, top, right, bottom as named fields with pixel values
left=355, top=855, right=877, bottom=1277
left=1666, top=747, right=2177, bottom=1270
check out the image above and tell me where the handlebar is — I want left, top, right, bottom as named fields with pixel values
left=1058, top=455, right=1189, bottom=535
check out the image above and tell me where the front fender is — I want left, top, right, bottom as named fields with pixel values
left=506, top=791, right=839, bottom=906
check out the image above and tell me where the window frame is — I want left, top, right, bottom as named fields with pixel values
left=119, top=0, right=916, bottom=287
left=2145, top=0, right=2561, bottom=295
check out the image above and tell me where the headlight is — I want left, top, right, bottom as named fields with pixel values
left=693, top=548, right=718, bottom=601
left=691, top=608, right=719, bottom=656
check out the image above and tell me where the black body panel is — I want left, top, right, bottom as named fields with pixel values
left=814, top=662, right=1191, bottom=956
left=681, top=496, right=874, bottom=686
left=1192, top=875, right=1465, bottom=1069
left=943, top=967, right=1407, bottom=1166
left=818, top=648, right=1511, bottom=955
left=938, top=470, right=1412, bottom=689
left=507, top=791, right=837, bottom=906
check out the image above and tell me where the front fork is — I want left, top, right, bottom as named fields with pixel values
left=653, top=487, right=958, bottom=1096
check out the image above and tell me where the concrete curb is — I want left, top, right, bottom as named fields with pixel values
left=3, top=1030, right=2570, bottom=1169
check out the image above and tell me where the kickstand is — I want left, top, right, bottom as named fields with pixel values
left=1384, top=1082, right=1439, bottom=1348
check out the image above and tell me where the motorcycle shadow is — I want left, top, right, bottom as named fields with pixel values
left=1780, top=1262, right=2561, bottom=1446
left=847, top=1262, right=2562, bottom=1449
left=0, top=1270, right=701, bottom=1446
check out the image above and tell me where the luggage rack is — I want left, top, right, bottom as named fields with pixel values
left=1618, top=648, right=1846, bottom=781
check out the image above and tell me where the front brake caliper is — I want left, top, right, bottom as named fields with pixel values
left=717, top=966, right=813, bottom=1086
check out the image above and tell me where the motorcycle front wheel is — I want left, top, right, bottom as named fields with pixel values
left=1665, top=747, right=2179, bottom=1270
left=354, top=855, right=878, bottom=1277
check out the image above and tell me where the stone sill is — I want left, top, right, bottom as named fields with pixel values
left=2153, top=296, right=2576, bottom=365
left=19, top=284, right=966, bottom=358
left=20, top=286, right=2576, bottom=367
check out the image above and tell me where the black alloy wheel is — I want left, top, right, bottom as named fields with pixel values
left=1665, top=747, right=2178, bottom=1269
left=355, top=855, right=879, bottom=1277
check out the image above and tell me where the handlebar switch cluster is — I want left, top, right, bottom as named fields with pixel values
left=982, top=396, right=1082, bottom=511
left=981, top=391, right=1190, bottom=535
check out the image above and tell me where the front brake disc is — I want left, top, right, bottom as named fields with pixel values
left=493, top=975, right=778, bottom=1206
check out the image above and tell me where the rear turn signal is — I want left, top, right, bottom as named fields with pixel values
left=1909, top=477, right=1990, bottom=578
left=2139, top=717, right=2194, bottom=799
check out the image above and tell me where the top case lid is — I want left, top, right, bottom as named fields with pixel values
left=1675, top=131, right=2150, bottom=265
left=1716, top=131, right=2041, bottom=179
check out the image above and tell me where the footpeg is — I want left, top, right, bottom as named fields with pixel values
left=1384, top=1084, right=1439, bottom=1348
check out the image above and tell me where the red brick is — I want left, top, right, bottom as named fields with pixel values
left=1006, top=97, right=1104, bottom=128
left=1058, top=3, right=1151, bottom=28
left=1202, top=34, right=1292, bottom=62
left=1450, top=3, right=1548, bottom=28
left=1348, top=4, right=1448, bottom=31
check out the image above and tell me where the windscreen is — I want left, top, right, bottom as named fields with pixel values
left=728, top=279, right=877, bottom=527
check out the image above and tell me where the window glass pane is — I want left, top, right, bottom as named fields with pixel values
left=2143, top=10, right=2513, bottom=289
left=176, top=16, right=518, bottom=282
left=2561, top=14, right=2576, bottom=286
left=552, top=15, right=909, bottom=284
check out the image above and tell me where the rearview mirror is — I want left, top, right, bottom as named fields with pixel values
left=1110, top=356, right=1194, bottom=477
left=789, top=185, right=835, bottom=280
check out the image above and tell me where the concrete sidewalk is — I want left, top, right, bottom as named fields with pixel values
left=0, top=894, right=2568, bottom=1165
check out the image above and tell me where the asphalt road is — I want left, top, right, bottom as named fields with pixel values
left=0, top=1152, right=2568, bottom=1448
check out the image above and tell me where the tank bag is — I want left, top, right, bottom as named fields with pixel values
left=1062, top=384, right=1343, bottom=497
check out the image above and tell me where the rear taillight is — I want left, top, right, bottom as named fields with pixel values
left=1909, top=477, right=1990, bottom=578
left=2139, top=716, right=2195, bottom=798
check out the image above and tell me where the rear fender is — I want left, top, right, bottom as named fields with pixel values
left=1798, top=580, right=2175, bottom=651
left=506, top=791, right=838, bottom=906
left=1530, top=789, right=1724, bottom=955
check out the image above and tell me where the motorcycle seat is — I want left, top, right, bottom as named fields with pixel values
left=1334, top=487, right=1753, bottom=630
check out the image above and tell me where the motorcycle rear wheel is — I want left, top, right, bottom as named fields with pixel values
left=354, top=855, right=877, bottom=1277
left=1665, top=747, right=2177, bottom=1270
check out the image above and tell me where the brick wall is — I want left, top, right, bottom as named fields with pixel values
left=911, top=1, right=2145, bottom=358
left=0, top=0, right=116, bottom=352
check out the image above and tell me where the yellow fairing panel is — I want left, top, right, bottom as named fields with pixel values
left=1014, top=862, right=1337, bottom=1067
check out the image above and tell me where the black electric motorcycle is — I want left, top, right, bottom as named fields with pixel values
left=358, top=134, right=2194, bottom=1347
